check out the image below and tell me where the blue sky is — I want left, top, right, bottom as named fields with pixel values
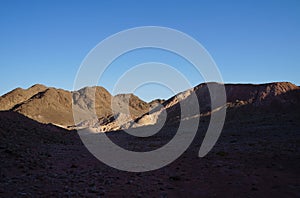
left=0, top=0, right=299, bottom=101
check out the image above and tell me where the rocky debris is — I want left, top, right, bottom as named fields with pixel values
left=77, top=112, right=134, bottom=132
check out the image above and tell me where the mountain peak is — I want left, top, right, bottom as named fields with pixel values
left=29, top=84, right=47, bottom=90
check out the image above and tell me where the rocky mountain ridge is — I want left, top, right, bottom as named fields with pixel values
left=0, top=85, right=150, bottom=128
left=0, top=82, right=299, bottom=132
left=114, top=82, right=300, bottom=131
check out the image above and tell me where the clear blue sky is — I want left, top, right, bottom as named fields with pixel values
left=1, top=0, right=299, bottom=101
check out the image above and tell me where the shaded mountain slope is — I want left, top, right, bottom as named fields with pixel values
left=0, top=111, right=73, bottom=146
left=1, top=97, right=299, bottom=197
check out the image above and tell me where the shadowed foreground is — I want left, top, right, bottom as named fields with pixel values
left=0, top=107, right=299, bottom=197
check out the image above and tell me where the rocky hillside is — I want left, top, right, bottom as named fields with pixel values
left=0, top=85, right=150, bottom=128
left=0, top=82, right=299, bottom=132
left=0, top=84, right=47, bottom=111
left=122, top=82, right=300, bottom=129
left=225, top=82, right=300, bottom=106
left=12, top=88, right=73, bottom=126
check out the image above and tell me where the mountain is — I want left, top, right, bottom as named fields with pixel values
left=0, top=84, right=150, bottom=128
left=0, top=83, right=299, bottom=197
left=0, top=82, right=299, bottom=131
left=73, top=89, right=150, bottom=131
left=120, top=82, right=300, bottom=129
left=0, top=84, right=47, bottom=111
left=11, top=88, right=73, bottom=126
left=225, top=82, right=300, bottom=106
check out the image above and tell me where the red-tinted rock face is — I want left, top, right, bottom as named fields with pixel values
left=132, top=82, right=300, bottom=127
left=225, top=82, right=300, bottom=104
